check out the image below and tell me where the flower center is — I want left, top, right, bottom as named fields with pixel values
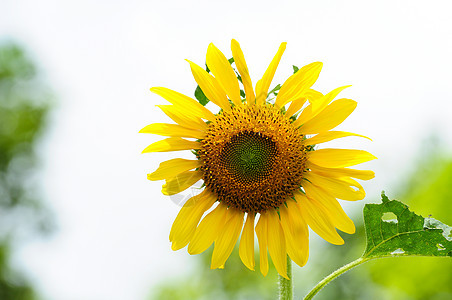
left=223, top=131, right=277, bottom=184
left=198, top=104, right=307, bottom=213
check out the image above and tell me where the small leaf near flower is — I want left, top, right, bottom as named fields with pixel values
left=194, top=85, right=209, bottom=106
left=268, top=84, right=281, bottom=97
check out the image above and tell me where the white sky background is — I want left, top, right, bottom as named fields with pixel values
left=1, top=0, right=452, bottom=299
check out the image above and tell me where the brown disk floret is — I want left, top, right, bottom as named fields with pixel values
left=198, top=104, right=308, bottom=213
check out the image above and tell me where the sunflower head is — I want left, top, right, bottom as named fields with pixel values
left=141, top=39, right=376, bottom=278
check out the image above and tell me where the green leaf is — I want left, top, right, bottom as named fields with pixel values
left=363, top=192, right=452, bottom=259
left=268, top=84, right=281, bottom=97
left=236, top=73, right=242, bottom=84
left=292, top=65, right=299, bottom=74
left=194, top=86, right=209, bottom=106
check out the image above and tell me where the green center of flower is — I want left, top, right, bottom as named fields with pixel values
left=223, top=131, right=277, bottom=183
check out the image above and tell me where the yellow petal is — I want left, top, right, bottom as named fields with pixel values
left=266, top=210, right=288, bottom=279
left=162, top=170, right=202, bottom=196
left=239, top=213, right=255, bottom=271
left=231, top=39, right=255, bottom=105
left=279, top=200, right=309, bottom=267
left=305, top=172, right=365, bottom=201
left=186, top=60, right=231, bottom=111
left=188, top=202, right=228, bottom=254
left=206, top=43, right=241, bottom=106
left=275, top=62, right=323, bottom=108
left=305, top=89, right=324, bottom=104
left=170, top=190, right=216, bottom=250
left=142, top=137, right=200, bottom=153
left=140, top=123, right=205, bottom=139
left=157, top=105, right=207, bottom=131
left=299, top=99, right=357, bottom=134
left=308, top=149, right=377, bottom=168
left=294, top=190, right=344, bottom=245
left=311, top=85, right=351, bottom=114
left=285, top=89, right=323, bottom=117
left=150, top=87, right=215, bottom=121
left=293, top=104, right=314, bottom=127
left=307, top=161, right=375, bottom=181
left=285, top=97, right=307, bottom=117
left=295, top=86, right=350, bottom=126
left=255, top=212, right=269, bottom=276
left=255, top=43, right=287, bottom=105
left=147, top=158, right=202, bottom=181
left=335, top=177, right=367, bottom=201
left=211, top=209, right=244, bottom=269
left=302, top=180, right=355, bottom=234
left=302, top=131, right=371, bottom=146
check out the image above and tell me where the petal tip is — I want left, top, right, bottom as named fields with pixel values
left=280, top=273, right=290, bottom=280
left=314, top=61, right=323, bottom=68
left=147, top=172, right=161, bottom=181
left=334, top=238, right=345, bottom=245
left=207, top=43, right=217, bottom=51
left=171, top=242, right=184, bottom=251
left=141, top=147, right=149, bottom=154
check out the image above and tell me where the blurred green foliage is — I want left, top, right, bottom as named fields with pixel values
left=150, top=142, right=452, bottom=300
left=0, top=245, right=35, bottom=300
left=151, top=246, right=278, bottom=300
left=0, top=41, right=53, bottom=299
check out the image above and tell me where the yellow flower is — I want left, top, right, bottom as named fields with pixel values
left=141, top=40, right=376, bottom=279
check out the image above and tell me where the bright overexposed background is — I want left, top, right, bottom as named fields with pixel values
left=1, top=0, right=451, bottom=299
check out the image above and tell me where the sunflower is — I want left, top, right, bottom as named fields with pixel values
left=141, top=40, right=376, bottom=279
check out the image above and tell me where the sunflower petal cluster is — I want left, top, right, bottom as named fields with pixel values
left=141, top=40, right=376, bottom=278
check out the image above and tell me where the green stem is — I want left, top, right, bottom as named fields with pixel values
left=303, top=257, right=371, bottom=300
left=279, top=256, right=293, bottom=300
